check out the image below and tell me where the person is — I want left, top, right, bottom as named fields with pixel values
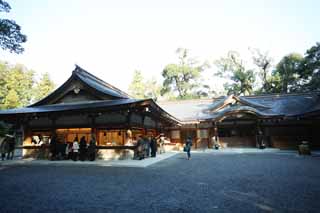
left=50, top=134, right=57, bottom=160
left=79, top=136, right=87, bottom=161
left=0, top=136, right=9, bottom=161
left=159, top=134, right=165, bottom=154
left=135, top=135, right=145, bottom=160
left=212, top=135, right=220, bottom=150
left=5, top=134, right=15, bottom=160
left=66, top=143, right=73, bottom=160
left=185, top=136, right=193, bottom=160
left=150, top=136, right=157, bottom=157
left=72, top=136, right=79, bottom=161
left=88, top=135, right=97, bottom=161
left=37, top=134, right=43, bottom=145
left=144, top=136, right=150, bottom=158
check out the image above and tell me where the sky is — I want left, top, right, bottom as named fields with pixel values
left=1, top=0, right=320, bottom=93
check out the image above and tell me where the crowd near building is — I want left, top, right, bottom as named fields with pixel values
left=0, top=66, right=319, bottom=160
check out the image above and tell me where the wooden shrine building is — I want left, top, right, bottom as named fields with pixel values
left=0, top=66, right=179, bottom=158
left=0, top=65, right=319, bottom=159
left=158, top=93, right=320, bottom=150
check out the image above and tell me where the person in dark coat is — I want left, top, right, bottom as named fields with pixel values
left=0, top=136, right=10, bottom=161
left=185, top=136, right=193, bottom=160
left=144, top=136, right=150, bottom=158
left=79, top=136, right=87, bottom=161
left=150, top=136, right=157, bottom=157
left=88, top=135, right=96, bottom=161
left=66, top=143, right=73, bottom=160
left=135, top=135, right=145, bottom=160
left=7, top=135, right=15, bottom=160
left=50, top=134, right=57, bottom=160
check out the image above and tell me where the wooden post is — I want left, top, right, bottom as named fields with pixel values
left=89, top=113, right=97, bottom=144
left=142, top=114, right=146, bottom=136
left=49, top=116, right=57, bottom=136
left=126, top=111, right=132, bottom=129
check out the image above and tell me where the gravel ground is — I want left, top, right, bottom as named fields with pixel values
left=0, top=152, right=320, bottom=213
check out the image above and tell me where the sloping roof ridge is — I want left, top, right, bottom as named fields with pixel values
left=157, top=98, right=214, bottom=104
left=240, top=91, right=320, bottom=99
left=74, top=65, right=130, bottom=98
left=41, top=99, right=117, bottom=106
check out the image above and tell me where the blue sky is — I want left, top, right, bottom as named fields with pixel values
left=1, top=0, right=320, bottom=93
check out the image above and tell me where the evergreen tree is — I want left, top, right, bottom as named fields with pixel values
left=275, top=53, right=303, bottom=93
left=0, top=0, right=27, bottom=54
left=3, top=89, right=19, bottom=109
left=34, top=72, right=55, bottom=102
left=161, top=48, right=209, bottom=99
left=300, top=42, right=320, bottom=91
left=215, top=51, right=255, bottom=96
left=128, top=70, right=162, bottom=100
left=128, top=70, right=145, bottom=99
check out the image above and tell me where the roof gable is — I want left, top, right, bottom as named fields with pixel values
left=158, top=92, right=320, bottom=122
left=30, top=65, right=130, bottom=106
left=206, top=95, right=270, bottom=113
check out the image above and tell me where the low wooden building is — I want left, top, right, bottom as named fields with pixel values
left=0, top=66, right=319, bottom=158
left=0, top=65, right=179, bottom=159
left=159, top=93, right=320, bottom=150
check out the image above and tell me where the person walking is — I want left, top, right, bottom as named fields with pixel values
left=72, top=136, right=79, bottom=161
left=185, top=136, right=193, bottom=160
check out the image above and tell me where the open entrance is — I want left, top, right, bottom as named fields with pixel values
left=216, top=112, right=258, bottom=148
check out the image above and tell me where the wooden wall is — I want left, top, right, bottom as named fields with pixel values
left=219, top=136, right=256, bottom=148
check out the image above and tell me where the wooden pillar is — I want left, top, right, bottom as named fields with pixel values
left=126, top=111, right=132, bottom=129
left=256, top=119, right=265, bottom=148
left=21, top=115, right=32, bottom=145
left=89, top=114, right=98, bottom=144
left=49, top=116, right=57, bottom=136
left=195, top=124, right=198, bottom=149
left=155, top=121, right=159, bottom=136
left=142, top=114, right=146, bottom=135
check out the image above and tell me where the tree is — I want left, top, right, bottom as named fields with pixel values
left=128, top=70, right=162, bottom=100
left=3, top=64, right=34, bottom=107
left=128, top=70, right=146, bottom=99
left=300, top=42, right=320, bottom=91
left=275, top=53, right=303, bottom=93
left=144, top=77, right=161, bottom=101
left=0, top=61, right=55, bottom=109
left=34, top=72, right=55, bottom=102
left=3, top=89, right=19, bottom=109
left=265, top=70, right=282, bottom=93
left=250, top=48, right=273, bottom=93
left=0, top=61, right=8, bottom=102
left=161, top=48, right=208, bottom=99
left=0, top=0, right=27, bottom=54
left=215, top=51, right=255, bottom=96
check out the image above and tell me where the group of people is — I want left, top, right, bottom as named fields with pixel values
left=49, top=135, right=97, bottom=161
left=0, top=134, right=16, bottom=161
left=134, top=134, right=166, bottom=160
